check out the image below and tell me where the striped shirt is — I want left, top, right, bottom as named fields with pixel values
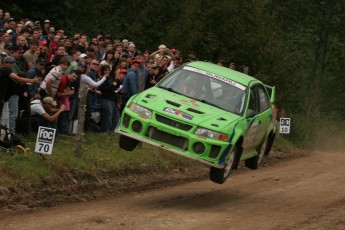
left=39, top=65, right=64, bottom=97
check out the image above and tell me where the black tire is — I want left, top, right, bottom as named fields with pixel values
left=245, top=137, right=268, bottom=170
left=119, top=134, right=139, bottom=151
left=209, top=145, right=238, bottom=184
left=265, top=133, right=275, bottom=155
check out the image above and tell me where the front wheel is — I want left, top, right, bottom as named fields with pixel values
left=245, top=137, right=268, bottom=170
left=209, top=145, right=238, bottom=184
left=119, top=134, right=139, bottom=151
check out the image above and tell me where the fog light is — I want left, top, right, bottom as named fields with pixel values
left=123, top=114, right=130, bottom=128
left=132, top=120, right=143, bottom=133
left=193, top=142, right=205, bottom=154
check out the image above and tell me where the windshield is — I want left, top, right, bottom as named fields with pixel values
left=157, top=66, right=247, bottom=114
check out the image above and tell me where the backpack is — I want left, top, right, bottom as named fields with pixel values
left=0, top=125, right=13, bottom=149
left=0, top=125, right=25, bottom=150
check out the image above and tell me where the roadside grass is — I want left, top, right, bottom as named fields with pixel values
left=0, top=132, right=205, bottom=187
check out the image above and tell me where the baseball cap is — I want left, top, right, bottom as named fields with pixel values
left=131, top=59, right=139, bottom=65
left=13, top=46, right=25, bottom=53
left=119, top=68, right=127, bottom=74
left=77, top=61, right=87, bottom=67
left=79, top=53, right=88, bottom=59
left=4, top=56, right=15, bottom=62
left=44, top=19, right=50, bottom=24
left=37, top=58, right=46, bottom=65
left=158, top=44, right=166, bottom=50
left=4, top=43, right=13, bottom=50
left=43, top=97, right=57, bottom=106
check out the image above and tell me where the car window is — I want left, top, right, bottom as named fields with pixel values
left=248, top=88, right=258, bottom=113
left=258, top=86, right=270, bottom=113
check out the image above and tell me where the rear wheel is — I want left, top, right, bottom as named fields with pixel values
left=119, top=134, right=139, bottom=151
left=245, top=137, right=268, bottom=170
left=209, top=145, right=238, bottom=184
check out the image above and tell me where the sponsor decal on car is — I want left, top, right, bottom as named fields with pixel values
left=183, top=66, right=246, bottom=91
left=163, top=107, right=194, bottom=120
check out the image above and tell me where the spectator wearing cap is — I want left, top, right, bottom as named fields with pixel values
left=37, top=40, right=48, bottom=62
left=122, top=39, right=129, bottom=53
left=127, top=43, right=137, bottom=58
left=39, top=57, right=70, bottom=98
left=86, top=46, right=96, bottom=60
left=30, top=96, right=65, bottom=132
left=0, top=56, right=40, bottom=121
left=44, top=27, right=55, bottom=46
left=104, top=34, right=112, bottom=44
left=149, top=44, right=174, bottom=65
left=79, top=53, right=90, bottom=65
left=186, top=54, right=197, bottom=62
left=23, top=38, right=39, bottom=69
left=42, top=19, right=51, bottom=36
left=27, top=58, right=46, bottom=100
left=121, top=59, right=141, bottom=98
left=12, top=45, right=27, bottom=73
left=3, top=42, right=14, bottom=56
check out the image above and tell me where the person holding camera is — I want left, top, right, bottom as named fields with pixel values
left=149, top=44, right=175, bottom=66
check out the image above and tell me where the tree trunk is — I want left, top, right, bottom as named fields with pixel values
left=74, top=84, right=89, bottom=157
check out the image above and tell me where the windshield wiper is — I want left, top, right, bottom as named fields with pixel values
left=200, top=99, right=223, bottom=110
left=159, top=86, right=183, bottom=95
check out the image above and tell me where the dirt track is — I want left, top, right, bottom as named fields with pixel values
left=0, top=150, right=344, bottom=230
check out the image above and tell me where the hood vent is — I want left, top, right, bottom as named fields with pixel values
left=187, top=108, right=204, bottom=114
left=217, top=117, right=227, bottom=121
left=166, top=100, right=181, bottom=107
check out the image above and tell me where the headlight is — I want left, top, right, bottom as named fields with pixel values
left=129, top=103, right=152, bottom=118
left=195, top=127, right=228, bottom=141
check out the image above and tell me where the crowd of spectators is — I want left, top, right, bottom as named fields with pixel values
left=0, top=8, right=237, bottom=137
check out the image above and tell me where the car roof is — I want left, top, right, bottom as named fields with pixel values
left=185, top=61, right=259, bottom=86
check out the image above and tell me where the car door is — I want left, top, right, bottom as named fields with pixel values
left=242, top=84, right=271, bottom=151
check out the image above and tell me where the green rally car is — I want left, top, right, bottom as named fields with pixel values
left=116, top=61, right=276, bottom=184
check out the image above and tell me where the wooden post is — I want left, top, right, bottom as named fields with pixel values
left=74, top=84, right=89, bottom=157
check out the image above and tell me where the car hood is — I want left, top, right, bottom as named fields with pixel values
left=131, top=87, right=241, bottom=131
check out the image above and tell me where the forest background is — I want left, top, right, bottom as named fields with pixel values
left=2, top=0, right=345, bottom=149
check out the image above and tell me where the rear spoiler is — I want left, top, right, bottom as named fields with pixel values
left=264, top=85, right=275, bottom=104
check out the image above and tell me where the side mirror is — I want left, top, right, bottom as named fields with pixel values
left=246, top=109, right=256, bottom=118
